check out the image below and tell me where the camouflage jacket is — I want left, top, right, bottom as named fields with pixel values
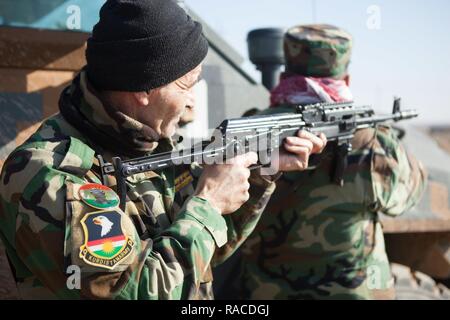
left=0, top=72, right=275, bottom=300
left=241, top=106, right=426, bottom=300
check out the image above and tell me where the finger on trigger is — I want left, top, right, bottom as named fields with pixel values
left=297, top=130, right=316, bottom=139
left=229, top=152, right=258, bottom=167
left=285, top=136, right=313, bottom=153
left=284, top=144, right=311, bottom=156
left=242, top=168, right=251, bottom=180
left=317, top=133, right=327, bottom=152
left=299, top=130, right=326, bottom=152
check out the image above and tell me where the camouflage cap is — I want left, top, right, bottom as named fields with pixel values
left=284, top=24, right=353, bottom=78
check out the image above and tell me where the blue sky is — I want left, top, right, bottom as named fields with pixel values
left=186, top=0, right=450, bottom=125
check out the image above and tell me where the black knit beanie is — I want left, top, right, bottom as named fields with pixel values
left=86, top=0, right=208, bottom=92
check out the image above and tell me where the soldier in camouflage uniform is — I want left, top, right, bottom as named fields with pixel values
left=241, top=24, right=427, bottom=300
left=0, top=1, right=325, bottom=299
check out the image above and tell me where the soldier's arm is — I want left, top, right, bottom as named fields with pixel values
left=0, top=148, right=84, bottom=299
left=2, top=155, right=230, bottom=299
left=69, top=180, right=231, bottom=299
left=212, top=171, right=276, bottom=266
left=370, top=126, right=427, bottom=216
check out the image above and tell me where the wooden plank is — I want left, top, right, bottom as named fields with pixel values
left=385, top=232, right=450, bottom=279
left=0, top=27, right=88, bottom=71
left=0, top=68, right=75, bottom=116
left=0, top=69, right=75, bottom=172
left=382, top=218, right=450, bottom=234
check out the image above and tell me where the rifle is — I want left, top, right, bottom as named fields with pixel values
left=98, top=98, right=418, bottom=210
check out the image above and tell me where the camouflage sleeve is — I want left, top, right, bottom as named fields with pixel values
left=68, top=182, right=230, bottom=300
left=0, top=146, right=87, bottom=299
left=2, top=154, right=230, bottom=299
left=212, top=171, right=276, bottom=266
left=370, top=125, right=427, bottom=216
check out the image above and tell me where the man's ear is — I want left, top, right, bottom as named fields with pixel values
left=344, top=74, right=351, bottom=86
left=133, top=91, right=150, bottom=106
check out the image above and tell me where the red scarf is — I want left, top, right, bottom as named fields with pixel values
left=270, top=73, right=353, bottom=107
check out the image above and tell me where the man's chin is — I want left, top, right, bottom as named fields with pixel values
left=161, top=125, right=178, bottom=139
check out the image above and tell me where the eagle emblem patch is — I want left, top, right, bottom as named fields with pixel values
left=79, top=209, right=134, bottom=270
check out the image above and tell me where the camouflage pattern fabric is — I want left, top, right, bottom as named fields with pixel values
left=0, top=71, right=275, bottom=299
left=284, top=24, right=352, bottom=79
left=241, top=106, right=426, bottom=300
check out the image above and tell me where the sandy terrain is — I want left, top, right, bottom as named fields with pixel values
left=430, top=128, right=450, bottom=154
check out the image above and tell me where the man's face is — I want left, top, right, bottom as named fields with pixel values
left=139, top=64, right=202, bottom=138
left=179, top=104, right=195, bottom=127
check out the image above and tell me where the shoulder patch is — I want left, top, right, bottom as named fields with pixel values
left=65, top=181, right=138, bottom=272
left=175, top=170, right=194, bottom=193
left=79, top=209, right=134, bottom=270
left=79, top=183, right=119, bottom=209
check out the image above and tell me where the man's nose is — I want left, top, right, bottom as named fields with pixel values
left=186, top=91, right=196, bottom=109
